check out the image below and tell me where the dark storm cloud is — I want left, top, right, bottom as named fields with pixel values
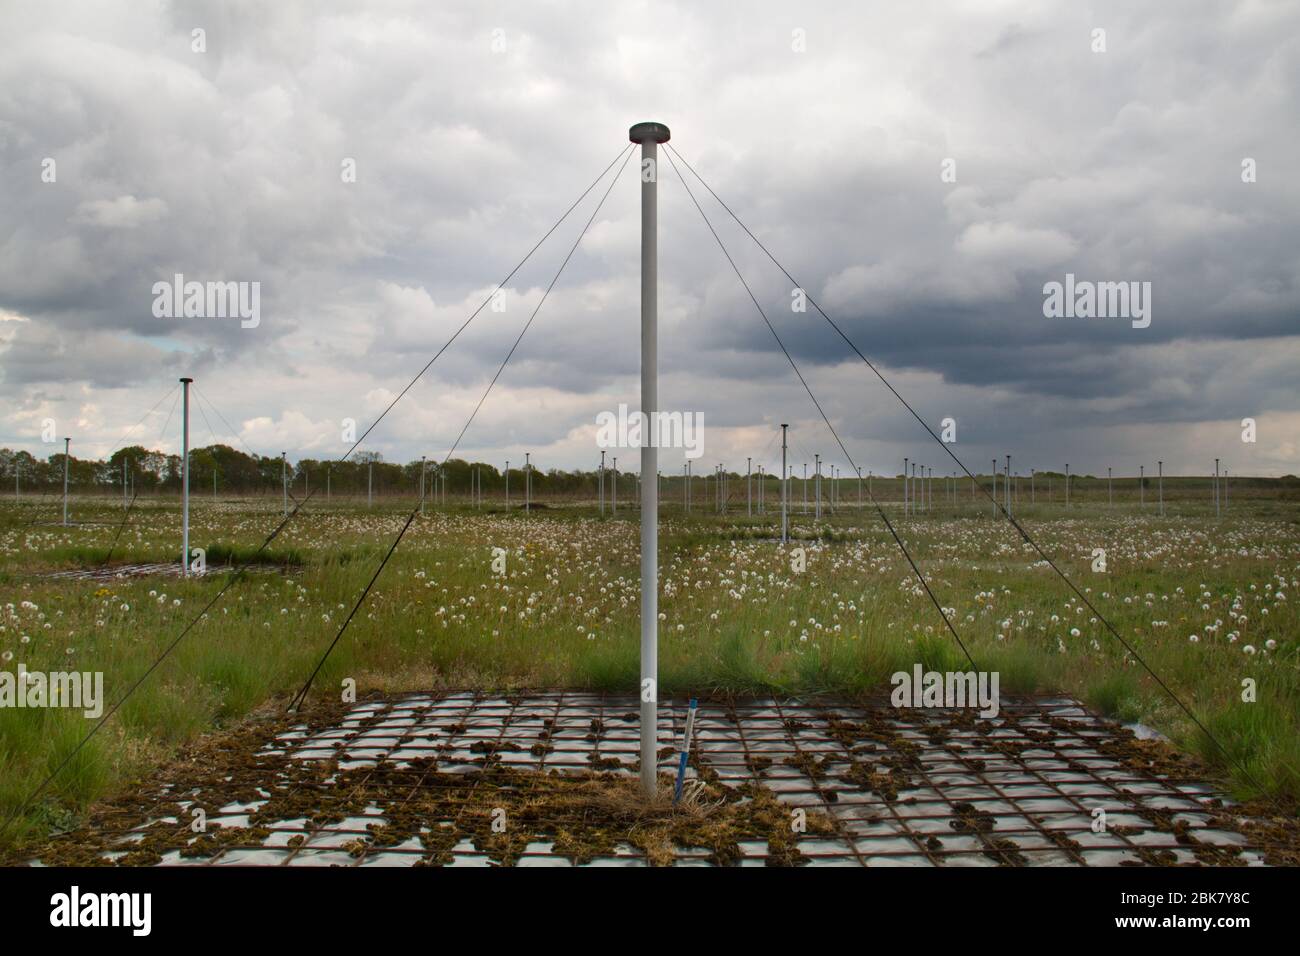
left=0, top=0, right=1297, bottom=474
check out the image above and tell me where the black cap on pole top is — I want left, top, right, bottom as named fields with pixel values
left=629, top=121, right=670, bottom=143
left=179, top=377, right=193, bottom=383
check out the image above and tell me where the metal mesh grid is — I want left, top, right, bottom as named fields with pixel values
left=84, top=691, right=1266, bottom=867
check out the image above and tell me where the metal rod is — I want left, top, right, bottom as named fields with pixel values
left=780, top=425, right=788, bottom=544
left=61, top=437, right=70, bottom=526
left=631, top=119, right=668, bottom=798
left=180, top=378, right=192, bottom=574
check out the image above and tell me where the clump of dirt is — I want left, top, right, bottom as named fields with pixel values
left=949, top=801, right=995, bottom=834
left=783, top=752, right=837, bottom=780
left=844, top=761, right=903, bottom=802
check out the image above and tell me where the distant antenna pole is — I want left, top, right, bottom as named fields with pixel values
left=814, top=454, right=821, bottom=521
left=780, top=425, right=789, bottom=544
left=62, top=437, right=71, bottom=526
left=631, top=119, right=668, bottom=799
left=747, top=457, right=752, bottom=517
left=1158, top=460, right=1164, bottom=516
left=1005, top=455, right=1011, bottom=517
left=903, top=457, right=909, bottom=516
left=180, top=378, right=192, bottom=575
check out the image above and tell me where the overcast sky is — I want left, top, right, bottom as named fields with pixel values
left=2, top=0, right=1297, bottom=479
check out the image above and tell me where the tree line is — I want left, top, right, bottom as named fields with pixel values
left=0, top=445, right=659, bottom=497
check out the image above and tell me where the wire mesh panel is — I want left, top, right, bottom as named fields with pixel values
left=30, top=691, right=1272, bottom=867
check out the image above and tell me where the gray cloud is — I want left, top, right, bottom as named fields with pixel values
left=0, top=0, right=1297, bottom=478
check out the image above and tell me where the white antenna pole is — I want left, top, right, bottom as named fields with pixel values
left=780, top=425, right=788, bottom=544
left=180, top=378, right=192, bottom=575
left=62, top=437, right=70, bottom=526
left=631, top=120, right=668, bottom=799
left=814, top=454, right=821, bottom=521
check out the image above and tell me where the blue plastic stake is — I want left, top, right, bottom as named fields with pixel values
left=673, top=698, right=699, bottom=805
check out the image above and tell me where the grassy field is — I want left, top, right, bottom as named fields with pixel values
left=1, top=484, right=1297, bottom=848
